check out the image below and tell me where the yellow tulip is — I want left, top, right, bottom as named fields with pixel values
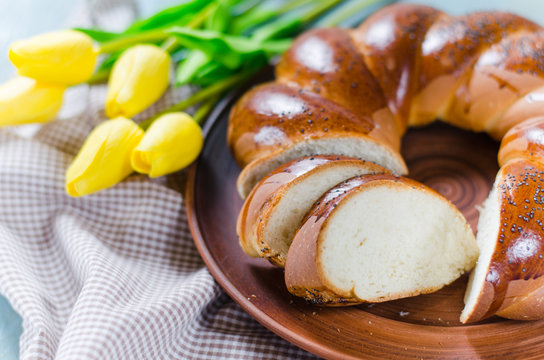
left=9, top=30, right=97, bottom=85
left=131, top=112, right=203, bottom=177
left=0, top=76, right=65, bottom=126
left=106, top=44, right=170, bottom=118
left=65, top=117, right=144, bottom=197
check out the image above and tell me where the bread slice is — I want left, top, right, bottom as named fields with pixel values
left=461, top=159, right=544, bottom=323
left=285, top=174, right=478, bottom=305
left=237, top=155, right=388, bottom=266
left=236, top=137, right=407, bottom=198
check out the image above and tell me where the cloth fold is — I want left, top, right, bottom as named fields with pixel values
left=0, top=1, right=317, bottom=358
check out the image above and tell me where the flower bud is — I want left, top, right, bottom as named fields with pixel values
left=0, top=76, right=65, bottom=126
left=66, top=117, right=144, bottom=197
left=106, top=45, right=170, bottom=118
left=9, top=30, right=97, bottom=85
left=131, top=112, right=203, bottom=177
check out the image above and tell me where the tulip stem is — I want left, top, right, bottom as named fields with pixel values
left=160, top=37, right=179, bottom=53
left=193, top=95, right=220, bottom=125
left=87, top=68, right=110, bottom=84
left=98, top=29, right=169, bottom=54
left=139, top=70, right=252, bottom=130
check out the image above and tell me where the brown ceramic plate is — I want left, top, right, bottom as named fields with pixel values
left=185, top=80, right=544, bottom=359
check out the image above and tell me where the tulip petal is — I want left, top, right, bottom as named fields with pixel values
left=131, top=150, right=153, bottom=174
left=0, top=77, right=65, bottom=126
left=131, top=112, right=203, bottom=177
left=106, top=45, right=170, bottom=118
left=9, top=30, right=97, bottom=85
left=66, top=117, right=144, bottom=197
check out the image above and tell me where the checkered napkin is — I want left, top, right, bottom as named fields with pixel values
left=0, top=1, right=317, bottom=359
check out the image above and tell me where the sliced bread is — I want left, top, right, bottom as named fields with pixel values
left=285, top=174, right=478, bottom=305
left=237, top=155, right=388, bottom=266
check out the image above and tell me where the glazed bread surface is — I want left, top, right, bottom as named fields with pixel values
left=462, top=159, right=544, bottom=322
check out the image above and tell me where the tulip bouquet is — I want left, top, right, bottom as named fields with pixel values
left=1, top=0, right=393, bottom=197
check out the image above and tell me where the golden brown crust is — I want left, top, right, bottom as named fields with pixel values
left=499, top=116, right=544, bottom=167
left=419, top=12, right=540, bottom=87
left=462, top=159, right=544, bottom=323
left=449, top=31, right=544, bottom=135
left=413, top=12, right=541, bottom=127
left=276, top=28, right=401, bottom=150
left=351, top=4, right=443, bottom=132
left=496, top=277, right=544, bottom=320
left=491, top=87, right=544, bottom=139
left=228, top=82, right=379, bottom=168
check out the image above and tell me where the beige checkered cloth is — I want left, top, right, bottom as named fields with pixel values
left=0, top=1, right=316, bottom=359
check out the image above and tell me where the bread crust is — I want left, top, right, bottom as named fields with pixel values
left=462, top=159, right=544, bottom=322
left=499, top=116, right=544, bottom=167
left=351, top=4, right=443, bottom=131
left=285, top=174, right=464, bottom=305
left=492, top=87, right=544, bottom=139
left=416, top=12, right=540, bottom=127
left=275, top=28, right=402, bottom=150
left=237, top=155, right=387, bottom=265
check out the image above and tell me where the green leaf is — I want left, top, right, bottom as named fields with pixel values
left=230, top=7, right=278, bottom=35
left=250, top=15, right=302, bottom=41
left=192, top=63, right=235, bottom=86
left=176, top=50, right=209, bottom=85
left=229, top=0, right=262, bottom=17
left=75, top=0, right=210, bottom=44
left=176, top=0, right=249, bottom=86
left=229, top=0, right=310, bottom=35
left=206, top=0, right=233, bottom=32
left=124, top=0, right=211, bottom=33
left=168, top=27, right=289, bottom=69
left=74, top=28, right=121, bottom=43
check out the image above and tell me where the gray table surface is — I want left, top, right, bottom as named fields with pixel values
left=1, top=0, right=544, bottom=359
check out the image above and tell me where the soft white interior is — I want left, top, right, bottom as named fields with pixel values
left=237, top=137, right=407, bottom=198
left=262, top=163, right=382, bottom=265
left=460, top=187, right=500, bottom=323
left=319, top=183, right=478, bottom=302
